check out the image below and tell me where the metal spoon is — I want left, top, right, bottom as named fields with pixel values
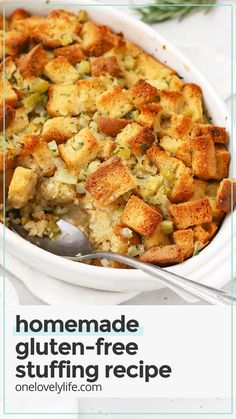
left=10, top=219, right=235, bottom=305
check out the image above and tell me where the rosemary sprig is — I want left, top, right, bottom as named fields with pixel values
left=136, top=0, right=217, bottom=24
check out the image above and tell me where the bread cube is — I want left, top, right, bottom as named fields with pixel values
left=128, top=80, right=158, bottom=109
left=33, top=10, right=82, bottom=48
left=192, top=124, right=228, bottom=144
left=0, top=57, right=17, bottom=80
left=121, top=195, right=162, bottom=236
left=9, top=8, right=30, bottom=26
left=47, top=85, right=80, bottom=117
left=215, top=146, right=230, bottom=179
left=7, top=167, right=37, bottom=208
left=0, top=80, right=18, bottom=107
left=160, top=113, right=193, bottom=139
left=216, top=178, right=236, bottom=213
left=18, top=44, right=47, bottom=78
left=39, top=178, right=76, bottom=204
left=76, top=79, right=105, bottom=113
left=0, top=168, right=13, bottom=204
left=97, top=115, right=132, bottom=137
left=160, top=136, right=191, bottom=167
left=4, top=30, right=29, bottom=56
left=91, top=56, right=123, bottom=77
left=173, top=229, right=194, bottom=259
left=0, top=104, right=16, bottom=131
left=191, top=135, right=217, bottom=180
left=169, top=198, right=213, bottom=229
left=81, top=21, right=119, bottom=56
left=54, top=44, right=85, bottom=64
left=136, top=52, right=175, bottom=80
left=139, top=244, right=183, bottom=265
left=193, top=222, right=217, bottom=246
left=136, top=103, right=162, bottom=128
left=147, top=145, right=194, bottom=203
left=159, top=90, right=185, bottom=114
left=42, top=117, right=79, bottom=144
left=85, top=156, right=136, bottom=205
left=58, top=127, right=101, bottom=173
left=44, top=56, right=79, bottom=84
left=23, top=135, right=56, bottom=176
left=96, top=86, right=132, bottom=119
left=182, top=83, right=203, bottom=122
left=117, top=122, right=155, bottom=157
left=0, top=149, right=15, bottom=171
left=6, top=106, right=29, bottom=135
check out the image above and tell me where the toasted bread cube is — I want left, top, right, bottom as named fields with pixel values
left=18, top=44, right=48, bottom=78
left=23, top=135, right=56, bottom=176
left=42, top=117, right=79, bottom=144
left=4, top=30, right=29, bottom=57
left=6, top=106, right=29, bottom=135
left=121, top=195, right=162, bottom=236
left=76, top=79, right=105, bottom=113
left=39, top=178, right=76, bottom=204
left=136, top=103, right=162, bottom=128
left=128, top=80, right=158, bottom=109
left=81, top=21, right=119, bottom=56
left=160, top=113, right=193, bottom=138
left=54, top=44, right=85, bottom=64
left=193, top=124, right=228, bottom=144
left=47, top=85, right=80, bottom=117
left=216, top=179, right=236, bottom=213
left=143, top=223, right=171, bottom=249
left=90, top=56, right=123, bottom=77
left=147, top=145, right=194, bottom=203
left=112, top=224, right=141, bottom=254
left=0, top=80, right=18, bottom=107
left=191, top=179, right=207, bottom=200
left=7, top=167, right=37, bottom=208
left=159, top=90, right=185, bottom=114
left=97, top=115, right=132, bottom=137
left=169, top=199, right=213, bottom=229
left=9, top=9, right=30, bottom=25
left=139, top=244, right=183, bottom=265
left=0, top=57, right=17, bottom=80
left=117, top=122, right=155, bottom=157
left=193, top=222, right=218, bottom=245
left=97, top=139, right=115, bottom=160
left=33, top=10, right=82, bottom=48
left=191, top=135, right=217, bottom=180
left=85, top=156, right=136, bottom=205
left=96, top=86, right=132, bottom=118
left=58, top=127, right=101, bottom=173
left=44, top=56, right=79, bottom=84
left=215, top=146, right=230, bottom=179
left=173, top=229, right=194, bottom=259
left=136, top=52, right=175, bottom=80
left=0, top=104, right=16, bottom=131
left=182, top=83, right=203, bottom=122
left=160, top=136, right=191, bottom=167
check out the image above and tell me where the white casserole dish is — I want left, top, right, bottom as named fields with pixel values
left=1, top=1, right=235, bottom=292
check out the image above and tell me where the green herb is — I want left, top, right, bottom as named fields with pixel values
left=62, top=93, right=71, bottom=97
left=77, top=124, right=83, bottom=131
left=136, top=0, right=216, bottom=24
left=76, top=142, right=84, bottom=150
left=141, top=143, right=148, bottom=153
left=83, top=163, right=89, bottom=173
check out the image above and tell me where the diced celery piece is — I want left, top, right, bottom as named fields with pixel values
left=161, top=220, right=173, bottom=234
left=61, top=33, right=73, bottom=46
left=23, top=93, right=41, bottom=109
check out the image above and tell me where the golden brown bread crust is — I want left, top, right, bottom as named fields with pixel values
left=7, top=167, right=38, bottom=209
left=139, top=244, right=183, bottom=265
left=0, top=80, right=18, bottom=108
left=18, top=44, right=48, bottom=78
left=128, top=80, right=158, bottom=109
left=127, top=126, right=155, bottom=157
left=53, top=44, right=85, bottom=64
left=97, top=115, right=132, bottom=137
left=191, top=135, right=217, bottom=180
left=81, top=21, right=123, bottom=56
left=42, top=117, right=79, bottom=144
left=5, top=30, right=30, bottom=56
left=90, top=56, right=123, bottom=77
left=173, top=229, right=194, bottom=259
left=121, top=195, right=162, bottom=236
left=215, top=146, right=230, bottom=180
left=22, top=135, right=56, bottom=176
left=85, top=156, right=136, bottom=205
left=216, top=179, right=236, bottom=213
left=169, top=199, right=213, bottom=229
left=193, top=124, right=228, bottom=144
left=136, top=103, right=162, bottom=128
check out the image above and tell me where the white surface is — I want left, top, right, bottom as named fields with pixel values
left=1, top=0, right=235, bottom=307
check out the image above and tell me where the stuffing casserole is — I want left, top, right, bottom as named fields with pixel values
left=0, top=8, right=235, bottom=268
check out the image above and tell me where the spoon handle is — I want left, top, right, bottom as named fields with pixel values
left=67, top=252, right=236, bottom=305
